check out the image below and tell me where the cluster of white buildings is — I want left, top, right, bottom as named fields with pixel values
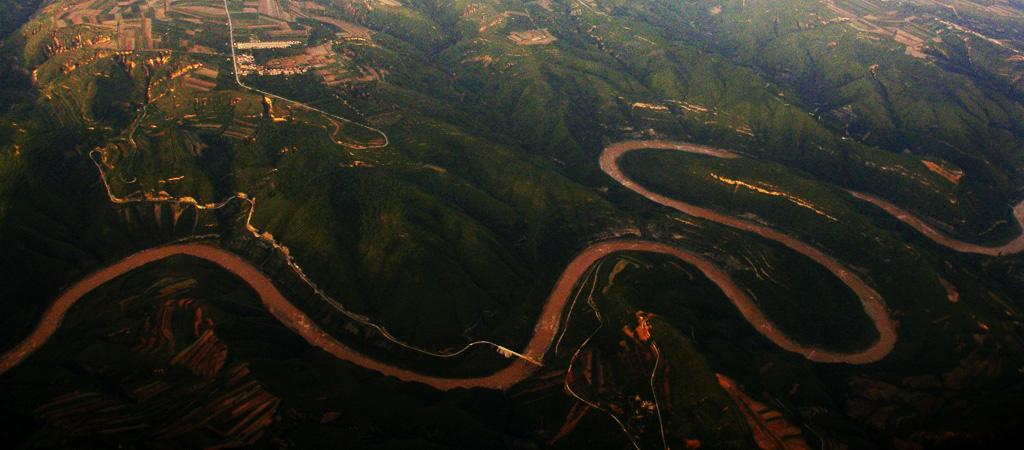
left=235, top=53, right=310, bottom=77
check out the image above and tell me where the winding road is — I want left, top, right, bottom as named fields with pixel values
left=3, top=140, right=1022, bottom=390
left=221, top=0, right=389, bottom=150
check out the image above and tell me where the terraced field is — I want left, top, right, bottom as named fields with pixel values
left=5, top=0, right=1024, bottom=448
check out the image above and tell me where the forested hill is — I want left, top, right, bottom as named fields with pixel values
left=0, top=0, right=42, bottom=41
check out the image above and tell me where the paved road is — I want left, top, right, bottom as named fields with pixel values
left=221, top=0, right=389, bottom=150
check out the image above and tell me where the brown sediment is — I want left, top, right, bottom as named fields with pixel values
left=844, top=190, right=1024, bottom=256
left=0, top=235, right=896, bottom=389
left=1, top=141, right=906, bottom=390
left=601, top=141, right=896, bottom=364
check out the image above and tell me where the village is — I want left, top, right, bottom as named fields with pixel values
left=42, top=0, right=385, bottom=87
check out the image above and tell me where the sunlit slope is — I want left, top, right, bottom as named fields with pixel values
left=2, top=1, right=1024, bottom=448
left=2, top=0, right=1021, bottom=362
left=0, top=255, right=528, bottom=449
left=347, top=0, right=1024, bottom=240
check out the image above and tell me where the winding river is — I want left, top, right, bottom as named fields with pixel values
left=2, top=141, right=1021, bottom=390
left=843, top=190, right=1024, bottom=256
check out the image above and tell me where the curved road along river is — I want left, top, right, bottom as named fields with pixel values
left=5, top=140, right=1017, bottom=389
